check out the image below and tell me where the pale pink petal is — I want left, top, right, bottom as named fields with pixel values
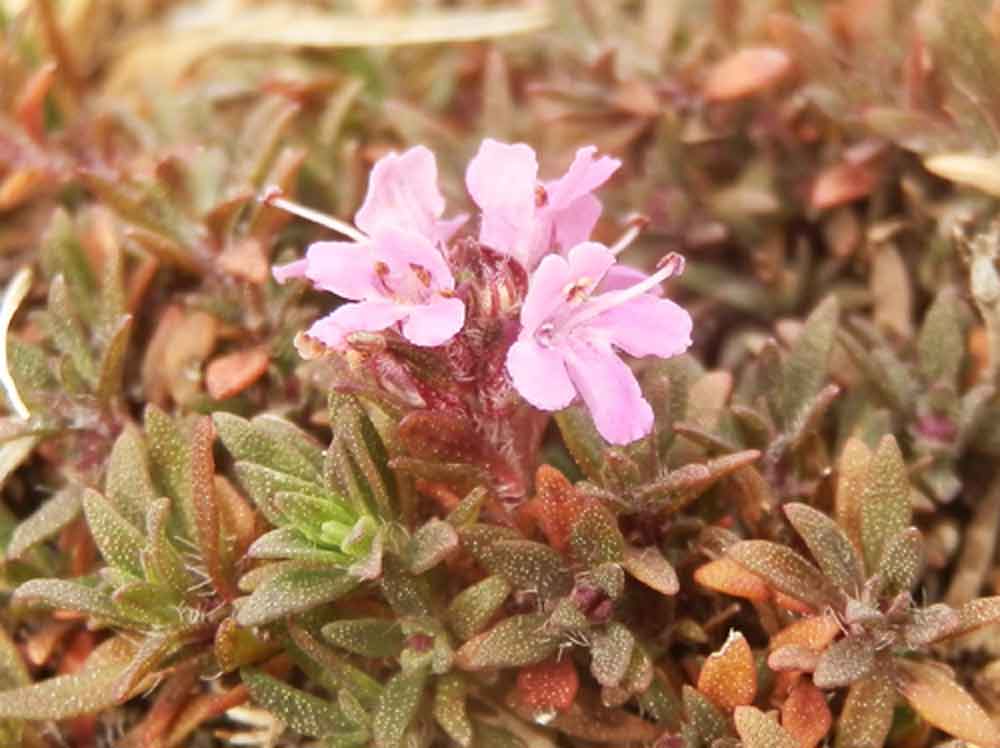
left=371, top=227, right=454, bottom=291
left=506, top=339, right=576, bottom=411
left=303, top=241, right=378, bottom=299
left=551, top=193, right=602, bottom=252
left=272, top=259, right=309, bottom=284
left=565, top=241, right=616, bottom=286
left=305, top=300, right=408, bottom=349
left=563, top=340, right=654, bottom=445
left=520, top=253, right=573, bottom=334
left=400, top=295, right=466, bottom=347
left=595, top=264, right=663, bottom=295
left=466, top=139, right=538, bottom=257
left=544, top=146, right=620, bottom=211
left=590, top=295, right=693, bottom=359
left=436, top=213, right=469, bottom=243
left=355, top=146, right=447, bottom=237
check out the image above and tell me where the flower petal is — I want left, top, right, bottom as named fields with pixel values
left=563, top=340, right=653, bottom=445
left=520, top=253, right=572, bottom=334
left=565, top=241, right=616, bottom=286
left=305, top=300, right=408, bottom=349
left=466, top=139, right=538, bottom=259
left=544, top=146, right=621, bottom=210
left=355, top=145, right=448, bottom=237
left=371, top=226, right=454, bottom=291
left=506, top=339, right=576, bottom=411
left=303, top=241, right=378, bottom=299
left=272, top=258, right=308, bottom=284
left=401, top=295, right=466, bottom=347
left=591, top=294, right=693, bottom=359
left=552, top=193, right=602, bottom=252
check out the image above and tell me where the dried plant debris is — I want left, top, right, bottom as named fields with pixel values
left=5, top=0, right=1000, bottom=747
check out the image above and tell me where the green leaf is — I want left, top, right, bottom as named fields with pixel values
left=372, top=667, right=428, bottom=748
left=327, top=392, right=396, bottom=520
left=433, top=674, right=473, bottom=747
left=0, top=636, right=135, bottom=720
left=455, top=614, right=557, bottom=670
left=780, top=295, right=839, bottom=426
left=407, top=518, right=459, bottom=574
left=682, top=685, right=729, bottom=744
left=144, top=406, right=195, bottom=539
left=105, top=423, right=158, bottom=528
left=860, top=435, right=912, bottom=573
left=446, top=575, right=511, bottom=641
left=286, top=625, right=382, bottom=710
left=242, top=667, right=346, bottom=738
left=323, top=619, right=405, bottom=658
left=590, top=622, right=635, bottom=688
left=42, top=275, right=96, bottom=386
left=877, top=527, right=924, bottom=597
left=784, top=502, right=864, bottom=597
left=214, top=412, right=323, bottom=484
left=82, top=489, right=146, bottom=577
left=236, top=568, right=359, bottom=626
left=553, top=406, right=605, bottom=482
left=13, top=579, right=127, bottom=626
left=835, top=674, right=895, bottom=748
left=141, top=498, right=195, bottom=596
left=917, top=288, right=966, bottom=386
left=95, top=314, right=132, bottom=403
left=248, top=528, right=346, bottom=563
left=727, top=540, right=840, bottom=610
left=478, top=539, right=572, bottom=600
left=569, top=503, right=625, bottom=567
left=733, top=705, right=799, bottom=748
left=6, top=486, right=81, bottom=560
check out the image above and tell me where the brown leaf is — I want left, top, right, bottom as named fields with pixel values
left=704, top=47, right=792, bottom=102
left=697, top=631, right=756, bottom=710
left=205, top=346, right=270, bottom=400
left=694, top=558, right=770, bottom=602
left=834, top=674, right=895, bottom=748
left=770, top=615, right=841, bottom=653
left=734, top=706, right=799, bottom=748
left=780, top=682, right=832, bottom=748
left=894, top=659, right=1000, bottom=748
left=810, top=162, right=880, bottom=211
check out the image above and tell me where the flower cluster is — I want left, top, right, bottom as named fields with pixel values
left=273, top=140, right=692, bottom=445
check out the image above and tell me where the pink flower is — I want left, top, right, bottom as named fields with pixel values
left=506, top=243, right=692, bottom=445
left=465, top=140, right=620, bottom=271
left=272, top=146, right=466, bottom=349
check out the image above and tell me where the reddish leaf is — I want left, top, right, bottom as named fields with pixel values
left=697, top=631, right=757, bottom=710
left=515, top=657, right=579, bottom=713
left=781, top=682, right=832, bottom=748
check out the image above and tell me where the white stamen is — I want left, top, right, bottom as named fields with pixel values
left=608, top=214, right=649, bottom=257
left=563, top=252, right=686, bottom=330
left=260, top=186, right=368, bottom=243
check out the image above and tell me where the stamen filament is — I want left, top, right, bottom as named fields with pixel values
left=609, top=214, right=649, bottom=257
left=260, top=186, right=368, bottom=243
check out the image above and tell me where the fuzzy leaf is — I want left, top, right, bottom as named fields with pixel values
left=877, top=527, right=923, bottom=597
left=949, top=596, right=1000, bottom=639
left=834, top=674, right=895, bottom=748
left=697, top=631, right=756, bottom=710
left=918, top=288, right=965, bottom=385
left=447, top=575, right=511, bottom=641
left=733, top=706, right=799, bottom=748
left=13, top=579, right=126, bottom=625
left=144, top=405, right=196, bottom=539
left=407, top=518, right=459, bottom=574
left=455, top=614, right=557, bottom=670
left=813, top=636, right=875, bottom=689
left=569, top=503, right=625, bottom=566
left=781, top=681, right=832, bottom=748
left=242, top=668, right=345, bottom=737
left=82, top=488, right=146, bottom=577
left=433, top=674, right=473, bottom=747
left=0, top=636, right=135, bottom=719
left=105, top=424, right=158, bottom=528
left=727, top=541, right=839, bottom=609
left=780, top=296, right=839, bottom=426
left=682, top=685, right=729, bottom=744
left=694, top=558, right=770, bottom=602
left=372, top=667, right=428, bottom=748
left=479, top=539, right=573, bottom=600
left=95, top=314, right=133, bottom=403
left=903, top=604, right=961, bottom=648
left=859, top=435, right=911, bottom=574
left=622, top=545, right=679, bottom=596
left=893, top=659, right=1000, bottom=748
left=6, top=486, right=81, bottom=560
left=835, top=437, right=872, bottom=552
left=590, top=623, right=635, bottom=688
left=214, top=412, right=323, bottom=484
left=236, top=568, right=359, bottom=626
left=141, top=498, right=194, bottom=595
left=323, top=619, right=405, bottom=658
left=784, top=502, right=864, bottom=597
left=248, top=528, right=345, bottom=563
